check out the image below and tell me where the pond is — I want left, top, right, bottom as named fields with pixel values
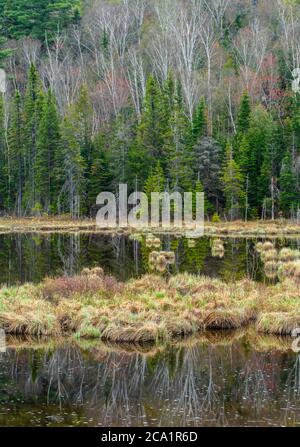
left=0, top=232, right=300, bottom=285
left=0, top=332, right=299, bottom=427
left=1, top=232, right=300, bottom=427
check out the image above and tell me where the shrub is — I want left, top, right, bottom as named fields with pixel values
left=42, top=273, right=123, bottom=300
left=212, top=213, right=221, bottom=223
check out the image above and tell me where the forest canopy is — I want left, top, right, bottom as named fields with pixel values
left=0, top=0, right=300, bottom=220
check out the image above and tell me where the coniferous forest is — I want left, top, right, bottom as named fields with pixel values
left=0, top=0, right=300, bottom=220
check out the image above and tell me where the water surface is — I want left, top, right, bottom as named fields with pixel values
left=1, top=232, right=300, bottom=285
left=0, top=333, right=299, bottom=427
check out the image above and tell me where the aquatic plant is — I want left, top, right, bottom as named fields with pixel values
left=278, top=248, right=300, bottom=262
left=211, top=238, right=225, bottom=258
left=264, top=261, right=278, bottom=279
left=261, top=249, right=278, bottom=263
left=145, top=234, right=161, bottom=249
left=148, top=251, right=175, bottom=273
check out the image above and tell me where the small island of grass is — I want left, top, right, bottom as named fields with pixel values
left=0, top=267, right=299, bottom=342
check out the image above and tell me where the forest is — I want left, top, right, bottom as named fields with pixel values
left=0, top=0, right=300, bottom=221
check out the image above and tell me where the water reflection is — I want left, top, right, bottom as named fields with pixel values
left=1, top=233, right=300, bottom=285
left=0, top=333, right=300, bottom=427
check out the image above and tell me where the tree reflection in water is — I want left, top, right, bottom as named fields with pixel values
left=1, top=334, right=300, bottom=427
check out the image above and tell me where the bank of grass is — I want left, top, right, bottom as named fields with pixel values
left=1, top=268, right=300, bottom=340
left=0, top=271, right=257, bottom=341
left=0, top=217, right=300, bottom=237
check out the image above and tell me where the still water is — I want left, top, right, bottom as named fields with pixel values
left=1, top=232, right=300, bottom=427
left=0, top=232, right=300, bottom=285
left=0, top=333, right=299, bottom=427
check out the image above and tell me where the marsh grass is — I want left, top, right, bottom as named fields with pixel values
left=1, top=218, right=300, bottom=238
left=0, top=268, right=299, bottom=340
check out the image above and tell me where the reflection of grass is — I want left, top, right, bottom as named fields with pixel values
left=3, top=328, right=296, bottom=354
left=0, top=269, right=300, bottom=340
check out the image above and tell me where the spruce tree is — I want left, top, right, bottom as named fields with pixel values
left=166, top=81, right=192, bottom=191
left=192, top=98, right=207, bottom=144
left=144, top=161, right=165, bottom=199
left=222, top=143, right=245, bottom=220
left=237, top=91, right=251, bottom=133
left=35, top=90, right=61, bottom=214
left=7, top=91, right=24, bottom=215
left=0, top=94, right=6, bottom=211
left=245, top=106, right=273, bottom=214
left=136, top=75, right=168, bottom=170
left=279, top=152, right=299, bottom=216
left=23, top=64, right=44, bottom=213
left=60, top=113, right=86, bottom=218
left=192, top=137, right=222, bottom=210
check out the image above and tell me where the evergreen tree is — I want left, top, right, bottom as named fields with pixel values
left=166, top=81, right=192, bottom=190
left=0, top=0, right=81, bottom=42
left=7, top=90, right=24, bottom=215
left=279, top=152, right=299, bottom=216
left=237, top=91, right=251, bottom=133
left=23, top=64, right=44, bottom=213
left=0, top=94, right=6, bottom=211
left=222, top=143, right=245, bottom=220
left=245, top=106, right=273, bottom=214
left=89, top=144, right=113, bottom=215
left=59, top=113, right=86, bottom=218
left=144, top=161, right=165, bottom=199
left=192, top=98, right=207, bottom=143
left=35, top=90, right=61, bottom=213
left=192, top=136, right=222, bottom=210
left=136, top=75, right=169, bottom=170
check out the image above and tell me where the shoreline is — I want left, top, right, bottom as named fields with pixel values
left=4, top=327, right=295, bottom=354
left=0, top=269, right=299, bottom=342
left=0, top=217, right=300, bottom=237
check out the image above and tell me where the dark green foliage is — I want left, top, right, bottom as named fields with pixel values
left=237, top=92, right=251, bottom=133
left=35, top=90, right=61, bottom=213
left=222, top=143, right=245, bottom=220
left=0, top=94, right=6, bottom=211
left=192, top=98, right=207, bottom=143
left=7, top=90, right=24, bottom=215
left=192, top=137, right=222, bottom=210
left=0, top=0, right=81, bottom=42
left=279, top=152, right=299, bottom=216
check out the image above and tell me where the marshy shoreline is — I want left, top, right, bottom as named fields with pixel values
left=0, top=267, right=300, bottom=342
left=0, top=217, right=300, bottom=237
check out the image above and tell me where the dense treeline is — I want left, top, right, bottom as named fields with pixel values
left=0, top=0, right=300, bottom=220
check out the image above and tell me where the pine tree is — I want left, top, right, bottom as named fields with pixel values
left=222, top=143, right=245, bottom=220
left=7, top=90, right=24, bottom=215
left=23, top=64, right=44, bottom=213
left=60, top=113, right=86, bottom=218
left=0, top=94, right=6, bottom=211
left=89, top=146, right=113, bottom=215
left=192, top=178, right=211, bottom=217
left=192, top=98, right=207, bottom=143
left=136, top=75, right=168, bottom=170
left=279, top=152, right=299, bottom=216
left=192, top=137, right=222, bottom=210
left=144, top=161, right=165, bottom=199
left=245, top=105, right=273, bottom=214
left=237, top=91, right=251, bottom=133
left=166, top=81, right=192, bottom=190
left=35, top=90, right=61, bottom=214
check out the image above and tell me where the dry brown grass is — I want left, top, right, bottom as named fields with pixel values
left=1, top=217, right=300, bottom=238
left=0, top=268, right=299, bottom=340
